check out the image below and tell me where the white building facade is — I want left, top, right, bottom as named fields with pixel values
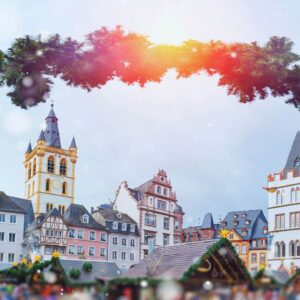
left=0, top=193, right=25, bottom=267
left=113, top=170, right=184, bottom=259
left=267, top=131, right=300, bottom=272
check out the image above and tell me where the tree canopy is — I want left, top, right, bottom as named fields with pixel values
left=0, top=27, right=299, bottom=109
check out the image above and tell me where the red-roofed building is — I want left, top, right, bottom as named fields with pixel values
left=113, top=170, right=184, bottom=259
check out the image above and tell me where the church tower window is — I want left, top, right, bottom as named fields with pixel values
left=58, top=205, right=65, bottom=215
left=28, top=163, right=32, bottom=179
left=60, top=159, right=67, bottom=175
left=33, top=159, right=36, bottom=175
left=48, top=156, right=55, bottom=173
left=62, top=182, right=67, bottom=195
left=45, top=179, right=51, bottom=192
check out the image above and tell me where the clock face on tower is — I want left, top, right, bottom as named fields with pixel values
left=52, top=179, right=61, bottom=190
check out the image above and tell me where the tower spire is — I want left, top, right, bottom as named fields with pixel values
left=25, top=141, right=32, bottom=154
left=43, top=104, right=61, bottom=148
left=69, top=136, right=77, bottom=149
left=285, top=131, right=300, bottom=170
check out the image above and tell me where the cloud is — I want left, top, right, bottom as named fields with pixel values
left=2, top=110, right=32, bottom=135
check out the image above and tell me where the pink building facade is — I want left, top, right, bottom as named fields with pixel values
left=64, top=204, right=108, bottom=261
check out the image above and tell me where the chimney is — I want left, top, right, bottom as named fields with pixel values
left=91, top=207, right=94, bottom=214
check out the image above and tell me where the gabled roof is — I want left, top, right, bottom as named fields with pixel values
left=63, top=204, right=105, bottom=230
left=60, top=260, right=122, bottom=282
left=222, top=210, right=267, bottom=240
left=285, top=131, right=300, bottom=171
left=253, top=269, right=290, bottom=288
left=9, top=196, right=34, bottom=229
left=0, top=192, right=25, bottom=214
left=93, top=208, right=139, bottom=236
left=27, top=208, right=62, bottom=232
left=123, top=239, right=250, bottom=285
left=124, top=239, right=217, bottom=279
left=95, top=208, right=137, bottom=224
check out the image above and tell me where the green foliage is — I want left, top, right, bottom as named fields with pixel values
left=1, top=29, right=300, bottom=109
left=82, top=262, right=93, bottom=272
left=69, top=268, right=81, bottom=279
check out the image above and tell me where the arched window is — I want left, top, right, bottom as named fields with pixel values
left=281, top=242, right=286, bottom=257
left=59, top=159, right=67, bottom=175
left=291, top=188, right=296, bottom=203
left=290, top=241, right=295, bottom=256
left=47, top=156, right=55, bottom=173
left=235, top=245, right=240, bottom=254
left=276, top=191, right=280, bottom=205
left=296, top=241, right=300, bottom=257
left=27, top=184, right=31, bottom=198
left=33, top=159, right=36, bottom=175
left=58, top=205, right=65, bottom=215
left=297, top=188, right=300, bottom=202
left=45, top=179, right=51, bottom=192
left=62, top=182, right=67, bottom=195
left=28, top=163, right=32, bottom=180
left=32, top=181, right=35, bottom=195
left=241, top=244, right=246, bottom=254
left=46, top=203, right=53, bottom=212
left=281, top=190, right=285, bottom=205
left=275, top=242, right=280, bottom=257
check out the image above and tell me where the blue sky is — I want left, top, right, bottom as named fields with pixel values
left=0, top=0, right=300, bottom=226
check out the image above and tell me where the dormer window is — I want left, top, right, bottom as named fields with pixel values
left=233, top=220, right=238, bottom=226
left=263, top=226, right=268, bottom=234
left=233, top=214, right=238, bottom=219
left=242, top=229, right=248, bottom=237
left=112, top=222, right=118, bottom=230
left=130, top=224, right=135, bottom=232
left=82, top=214, right=89, bottom=224
left=242, top=213, right=247, bottom=218
left=245, top=219, right=251, bottom=225
left=122, top=223, right=127, bottom=231
left=116, top=213, right=122, bottom=219
left=221, top=221, right=227, bottom=227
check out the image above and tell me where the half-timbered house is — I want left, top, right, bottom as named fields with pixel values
left=24, top=207, right=68, bottom=260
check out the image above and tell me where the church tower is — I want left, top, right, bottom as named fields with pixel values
left=24, top=105, right=77, bottom=215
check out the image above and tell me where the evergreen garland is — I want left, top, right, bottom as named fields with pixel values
left=0, top=29, right=300, bottom=109
left=180, top=238, right=251, bottom=283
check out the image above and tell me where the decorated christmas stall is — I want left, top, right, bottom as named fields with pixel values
left=0, top=251, right=122, bottom=297
left=107, top=238, right=252, bottom=299
left=284, top=269, right=300, bottom=296
left=253, top=268, right=290, bottom=291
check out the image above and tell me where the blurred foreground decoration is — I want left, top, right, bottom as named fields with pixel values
left=0, top=27, right=300, bottom=109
